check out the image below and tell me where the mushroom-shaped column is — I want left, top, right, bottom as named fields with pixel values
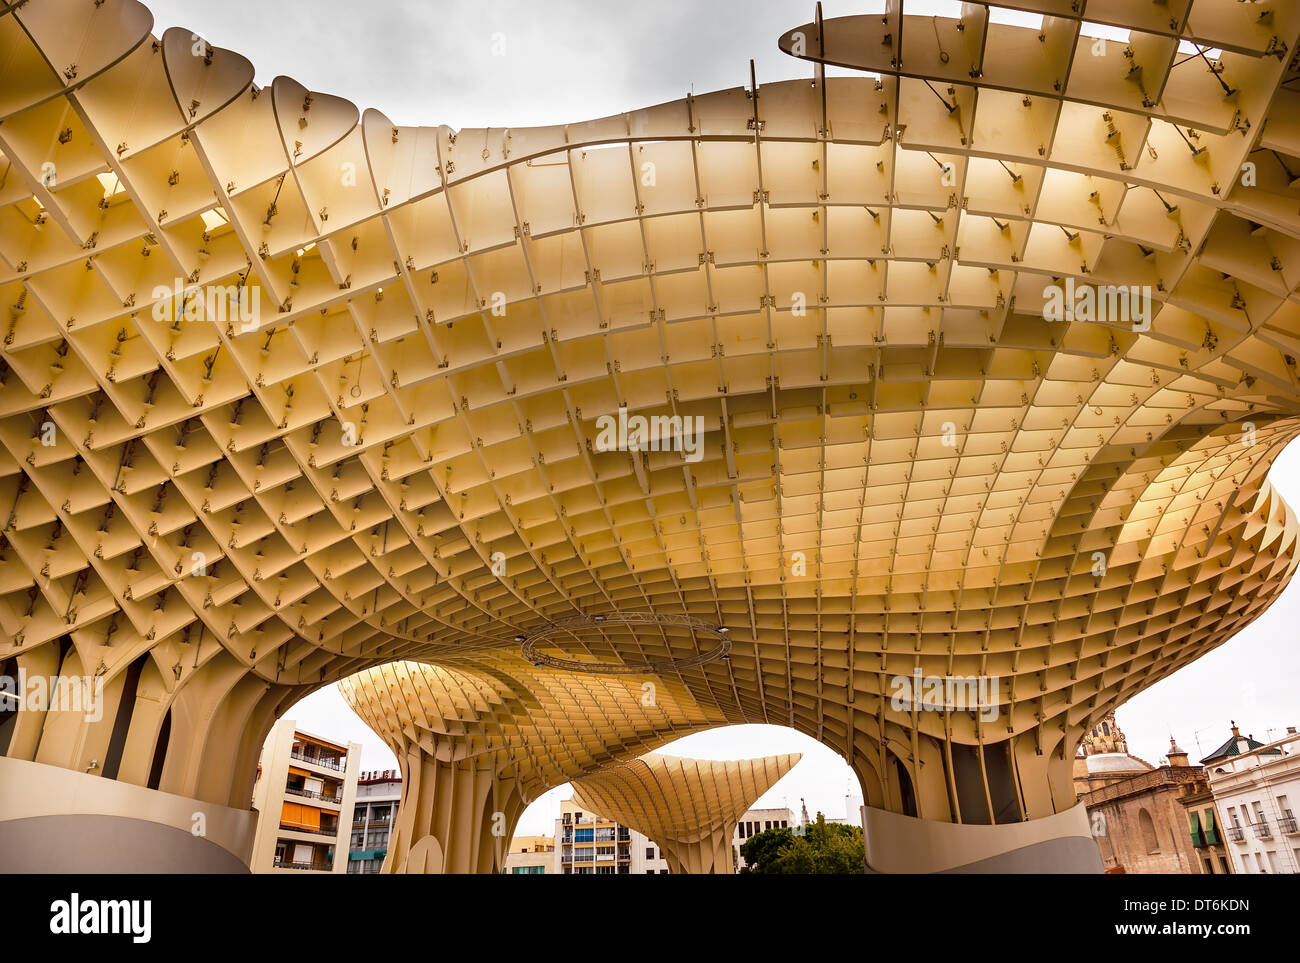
left=571, top=753, right=801, bottom=874
left=340, top=658, right=728, bottom=874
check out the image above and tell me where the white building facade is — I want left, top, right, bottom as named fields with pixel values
left=733, top=807, right=794, bottom=869
left=250, top=719, right=360, bottom=874
left=1209, top=728, right=1300, bottom=875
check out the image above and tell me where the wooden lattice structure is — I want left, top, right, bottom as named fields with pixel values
left=2, top=0, right=1300, bottom=870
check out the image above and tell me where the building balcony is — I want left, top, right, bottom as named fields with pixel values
left=290, top=749, right=345, bottom=772
left=285, top=784, right=342, bottom=804
left=1252, top=822, right=1272, bottom=839
left=1226, top=825, right=1245, bottom=842
left=272, top=857, right=333, bottom=872
left=1280, top=814, right=1298, bottom=835
left=278, top=823, right=342, bottom=839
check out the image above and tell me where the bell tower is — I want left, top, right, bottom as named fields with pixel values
left=1080, top=712, right=1129, bottom=757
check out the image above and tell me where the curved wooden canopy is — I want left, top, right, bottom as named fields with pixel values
left=0, top=0, right=1298, bottom=836
left=571, top=752, right=801, bottom=873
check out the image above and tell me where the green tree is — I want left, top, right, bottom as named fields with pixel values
left=738, top=825, right=794, bottom=873
left=738, top=813, right=864, bottom=874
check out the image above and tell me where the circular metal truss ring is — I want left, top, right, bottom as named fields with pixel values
left=519, top=612, right=731, bottom=675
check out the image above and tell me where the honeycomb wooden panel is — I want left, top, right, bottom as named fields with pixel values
left=1, top=0, right=1299, bottom=870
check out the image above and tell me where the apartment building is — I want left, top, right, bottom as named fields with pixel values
left=348, top=769, right=401, bottom=874
left=503, top=835, right=555, bottom=875
left=1206, top=725, right=1300, bottom=874
left=548, top=796, right=794, bottom=874
left=555, top=796, right=670, bottom=874
left=250, top=719, right=360, bottom=873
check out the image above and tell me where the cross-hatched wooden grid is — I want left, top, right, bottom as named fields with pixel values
left=1, top=0, right=1299, bottom=826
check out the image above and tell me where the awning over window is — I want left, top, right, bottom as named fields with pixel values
left=281, top=801, right=323, bottom=831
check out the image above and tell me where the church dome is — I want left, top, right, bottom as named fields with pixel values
left=1085, top=752, right=1152, bottom=774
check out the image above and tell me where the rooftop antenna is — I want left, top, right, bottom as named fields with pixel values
left=1191, top=723, right=1222, bottom=758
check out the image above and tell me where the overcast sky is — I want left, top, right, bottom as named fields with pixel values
left=144, top=0, right=842, bottom=130
left=143, top=0, right=1298, bottom=835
